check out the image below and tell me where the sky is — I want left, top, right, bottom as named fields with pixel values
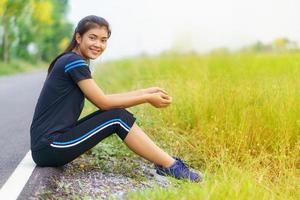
left=67, top=0, right=300, bottom=61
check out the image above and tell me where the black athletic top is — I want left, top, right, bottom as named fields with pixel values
left=30, top=52, right=92, bottom=151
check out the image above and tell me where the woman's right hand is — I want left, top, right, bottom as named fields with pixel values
left=146, top=92, right=172, bottom=108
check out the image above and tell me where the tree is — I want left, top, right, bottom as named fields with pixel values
left=0, top=0, right=73, bottom=63
left=0, top=0, right=28, bottom=62
left=273, top=38, right=289, bottom=49
left=31, top=0, right=73, bottom=61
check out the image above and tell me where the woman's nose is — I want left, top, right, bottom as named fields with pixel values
left=94, top=40, right=101, bottom=48
left=100, top=42, right=105, bottom=49
left=95, top=40, right=105, bottom=49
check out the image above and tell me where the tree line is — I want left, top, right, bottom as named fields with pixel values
left=0, top=0, right=73, bottom=63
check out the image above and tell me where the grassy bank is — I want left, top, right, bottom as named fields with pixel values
left=0, top=59, right=47, bottom=76
left=82, top=52, right=299, bottom=199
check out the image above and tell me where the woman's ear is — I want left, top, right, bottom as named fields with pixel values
left=75, top=33, right=82, bottom=45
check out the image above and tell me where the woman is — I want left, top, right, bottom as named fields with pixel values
left=30, top=15, right=201, bottom=182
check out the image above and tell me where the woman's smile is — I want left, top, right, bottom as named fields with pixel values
left=90, top=48, right=101, bottom=55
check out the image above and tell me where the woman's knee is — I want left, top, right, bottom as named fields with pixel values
left=107, top=108, right=134, bottom=120
left=106, top=108, right=136, bottom=139
left=110, top=108, right=130, bottom=115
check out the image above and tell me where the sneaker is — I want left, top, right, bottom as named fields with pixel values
left=154, top=157, right=202, bottom=182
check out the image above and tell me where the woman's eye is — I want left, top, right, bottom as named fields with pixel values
left=89, top=36, right=96, bottom=40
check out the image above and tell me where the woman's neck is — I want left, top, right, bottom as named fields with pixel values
left=71, top=48, right=88, bottom=61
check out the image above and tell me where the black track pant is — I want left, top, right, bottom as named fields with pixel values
left=31, top=108, right=136, bottom=167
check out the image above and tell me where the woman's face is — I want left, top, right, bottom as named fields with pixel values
left=75, top=26, right=109, bottom=59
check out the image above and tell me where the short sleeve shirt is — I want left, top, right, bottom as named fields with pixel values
left=30, top=52, right=92, bottom=151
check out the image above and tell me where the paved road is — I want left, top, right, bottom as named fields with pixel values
left=0, top=70, right=47, bottom=188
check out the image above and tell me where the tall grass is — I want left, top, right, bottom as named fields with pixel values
left=91, top=52, right=299, bottom=199
left=0, top=59, right=47, bottom=76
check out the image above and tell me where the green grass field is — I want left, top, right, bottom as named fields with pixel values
left=0, top=59, right=47, bottom=76
left=83, top=52, right=299, bottom=199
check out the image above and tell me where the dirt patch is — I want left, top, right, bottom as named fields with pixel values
left=30, top=155, right=171, bottom=199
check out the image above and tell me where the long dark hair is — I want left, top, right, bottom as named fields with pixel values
left=47, top=15, right=111, bottom=76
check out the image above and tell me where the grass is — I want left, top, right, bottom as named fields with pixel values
left=82, top=52, right=300, bottom=199
left=0, top=59, right=47, bottom=76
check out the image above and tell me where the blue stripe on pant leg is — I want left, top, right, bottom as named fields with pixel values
left=51, top=119, right=130, bottom=147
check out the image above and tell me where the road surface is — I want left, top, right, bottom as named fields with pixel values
left=0, top=70, right=47, bottom=196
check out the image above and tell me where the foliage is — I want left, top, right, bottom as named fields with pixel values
left=240, top=38, right=299, bottom=53
left=0, top=0, right=73, bottom=63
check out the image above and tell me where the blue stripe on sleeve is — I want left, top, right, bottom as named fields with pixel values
left=65, top=60, right=86, bottom=69
left=64, top=63, right=89, bottom=72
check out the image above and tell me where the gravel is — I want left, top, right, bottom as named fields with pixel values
left=30, top=155, right=172, bottom=199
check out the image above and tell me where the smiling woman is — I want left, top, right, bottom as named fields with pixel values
left=47, top=15, right=111, bottom=74
left=73, top=26, right=109, bottom=59
left=29, top=15, right=202, bottom=182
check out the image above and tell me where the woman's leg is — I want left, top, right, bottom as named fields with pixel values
left=32, top=108, right=136, bottom=167
left=32, top=108, right=174, bottom=168
left=124, top=123, right=175, bottom=168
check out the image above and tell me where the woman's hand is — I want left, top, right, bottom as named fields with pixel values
left=146, top=92, right=172, bottom=108
left=142, top=87, right=168, bottom=95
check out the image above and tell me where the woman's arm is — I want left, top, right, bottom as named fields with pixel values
left=77, top=79, right=171, bottom=110
left=106, top=87, right=168, bottom=99
left=106, top=89, right=144, bottom=99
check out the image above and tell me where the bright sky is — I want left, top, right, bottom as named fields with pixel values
left=67, top=0, right=300, bottom=61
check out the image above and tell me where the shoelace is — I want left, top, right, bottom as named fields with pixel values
left=175, top=159, right=191, bottom=178
left=175, top=157, right=187, bottom=165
